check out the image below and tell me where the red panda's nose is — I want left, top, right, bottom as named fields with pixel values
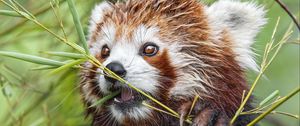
left=104, top=62, right=127, bottom=83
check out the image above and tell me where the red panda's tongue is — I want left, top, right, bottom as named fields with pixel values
left=121, top=88, right=133, bottom=102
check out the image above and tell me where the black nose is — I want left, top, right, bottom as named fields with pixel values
left=104, top=62, right=127, bottom=83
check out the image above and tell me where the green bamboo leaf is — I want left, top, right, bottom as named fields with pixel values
left=0, top=10, right=21, bottom=17
left=49, top=59, right=86, bottom=75
left=41, top=51, right=85, bottom=59
left=259, top=90, right=280, bottom=106
left=30, top=66, right=58, bottom=71
left=89, top=90, right=121, bottom=108
left=66, top=0, right=89, bottom=54
left=0, top=51, right=65, bottom=66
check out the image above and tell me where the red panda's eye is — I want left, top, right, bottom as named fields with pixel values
left=142, top=42, right=159, bottom=57
left=101, top=45, right=110, bottom=58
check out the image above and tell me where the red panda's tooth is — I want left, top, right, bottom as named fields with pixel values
left=114, top=98, right=121, bottom=103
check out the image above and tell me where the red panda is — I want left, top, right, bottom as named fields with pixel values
left=80, top=0, right=266, bottom=125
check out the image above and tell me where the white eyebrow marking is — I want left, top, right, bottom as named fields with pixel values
left=132, top=25, right=160, bottom=46
left=101, top=24, right=116, bottom=45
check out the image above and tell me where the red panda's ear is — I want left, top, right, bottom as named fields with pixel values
left=88, top=1, right=113, bottom=41
left=207, top=0, right=267, bottom=71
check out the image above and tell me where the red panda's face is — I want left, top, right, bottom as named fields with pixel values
left=81, top=0, right=266, bottom=125
left=89, top=23, right=176, bottom=121
left=82, top=0, right=204, bottom=123
left=89, top=17, right=195, bottom=123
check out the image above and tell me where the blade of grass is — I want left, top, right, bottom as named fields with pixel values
left=10, top=0, right=36, bottom=19
left=259, top=90, right=279, bottom=106
left=0, top=10, right=24, bottom=17
left=241, top=111, right=299, bottom=119
left=230, top=18, right=292, bottom=124
left=0, top=51, right=65, bottom=66
left=247, top=87, right=300, bottom=125
left=0, top=0, right=67, bottom=36
left=1, top=0, right=86, bottom=54
left=30, top=66, right=58, bottom=71
left=188, top=95, right=199, bottom=116
left=1, top=0, right=31, bottom=19
left=269, top=111, right=299, bottom=119
left=89, top=90, right=121, bottom=108
left=142, top=101, right=177, bottom=117
left=142, top=101, right=192, bottom=124
left=8, top=0, right=18, bottom=10
left=66, top=0, right=89, bottom=54
left=41, top=51, right=85, bottom=59
left=49, top=59, right=86, bottom=75
left=50, top=1, right=68, bottom=40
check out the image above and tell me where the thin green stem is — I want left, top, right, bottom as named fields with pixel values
left=11, top=0, right=36, bottom=19
left=230, top=70, right=264, bottom=124
left=66, top=0, right=89, bottom=54
left=231, top=18, right=292, bottom=125
left=247, top=87, right=300, bottom=125
left=188, top=95, right=199, bottom=116
left=0, top=10, right=22, bottom=17
left=241, top=111, right=299, bottom=119
left=89, top=91, right=121, bottom=108
left=275, top=0, right=300, bottom=31
left=50, top=1, right=68, bottom=40
left=0, top=0, right=67, bottom=36
left=142, top=101, right=192, bottom=124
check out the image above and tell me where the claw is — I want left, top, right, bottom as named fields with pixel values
left=178, top=101, right=192, bottom=126
left=180, top=113, right=186, bottom=126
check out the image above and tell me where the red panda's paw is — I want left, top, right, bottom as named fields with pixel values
left=191, top=109, right=228, bottom=126
left=177, top=100, right=227, bottom=126
left=178, top=101, right=192, bottom=126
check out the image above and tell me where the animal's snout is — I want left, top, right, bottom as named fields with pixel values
left=104, top=62, right=127, bottom=83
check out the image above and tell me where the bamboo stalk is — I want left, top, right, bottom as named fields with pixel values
left=66, top=0, right=89, bottom=54
left=247, top=87, right=300, bottom=125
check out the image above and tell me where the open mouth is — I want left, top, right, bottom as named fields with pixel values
left=109, top=86, right=146, bottom=109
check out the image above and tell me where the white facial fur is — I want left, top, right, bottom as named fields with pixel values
left=110, top=105, right=152, bottom=122
left=88, top=2, right=113, bottom=41
left=91, top=24, right=163, bottom=95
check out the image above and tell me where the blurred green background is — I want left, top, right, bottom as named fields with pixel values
left=0, top=0, right=299, bottom=126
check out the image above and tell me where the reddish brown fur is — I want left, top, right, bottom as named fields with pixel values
left=81, top=0, right=254, bottom=125
left=144, top=49, right=177, bottom=101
